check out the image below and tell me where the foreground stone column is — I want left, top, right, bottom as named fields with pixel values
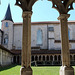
left=20, top=11, right=32, bottom=75
left=58, top=14, right=74, bottom=75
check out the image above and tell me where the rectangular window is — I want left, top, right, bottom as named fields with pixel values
left=48, top=27, right=54, bottom=31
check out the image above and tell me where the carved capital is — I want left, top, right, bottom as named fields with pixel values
left=58, top=14, right=70, bottom=20
left=22, top=11, right=32, bottom=19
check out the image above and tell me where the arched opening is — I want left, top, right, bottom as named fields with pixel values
left=17, top=56, right=20, bottom=64
left=54, top=55, right=57, bottom=61
left=50, top=55, right=53, bottom=61
left=0, top=0, right=75, bottom=75
left=35, top=56, right=38, bottom=61
left=70, top=55, right=72, bottom=61
left=4, top=34, right=8, bottom=45
left=32, top=56, right=34, bottom=61
left=58, top=55, right=61, bottom=61
left=13, top=56, right=16, bottom=64
left=43, top=56, right=45, bottom=61
left=39, top=56, right=41, bottom=61
left=46, top=55, right=49, bottom=61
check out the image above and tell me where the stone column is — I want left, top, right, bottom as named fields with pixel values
left=45, top=55, right=47, bottom=61
left=20, top=11, right=32, bottom=75
left=53, top=55, right=54, bottom=61
left=72, top=55, right=74, bottom=61
left=41, top=55, right=43, bottom=61
left=57, top=55, right=58, bottom=61
left=58, top=14, right=74, bottom=75
left=38, top=55, right=39, bottom=61
left=34, top=55, right=35, bottom=61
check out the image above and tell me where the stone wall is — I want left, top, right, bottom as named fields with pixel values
left=0, top=45, right=13, bottom=66
left=2, top=21, right=75, bottom=50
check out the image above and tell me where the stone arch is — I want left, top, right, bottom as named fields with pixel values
left=35, top=55, right=38, bottom=61
left=4, top=34, right=8, bottom=44
left=58, top=55, right=61, bottom=61
left=46, top=55, right=49, bottom=61
left=54, top=55, right=57, bottom=61
left=50, top=55, right=53, bottom=61
left=43, top=56, right=45, bottom=61
left=39, top=55, right=41, bottom=61
left=13, top=56, right=16, bottom=63
left=32, top=56, right=34, bottom=61
left=17, top=56, right=20, bottom=64
left=70, top=55, right=72, bottom=61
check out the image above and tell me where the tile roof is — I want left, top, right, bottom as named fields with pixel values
left=10, top=49, right=75, bottom=55
left=13, top=21, right=75, bottom=25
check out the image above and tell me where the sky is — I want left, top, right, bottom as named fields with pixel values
left=0, top=0, right=75, bottom=28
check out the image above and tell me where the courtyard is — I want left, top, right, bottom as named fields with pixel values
left=0, top=65, right=75, bottom=75
left=0, top=65, right=60, bottom=75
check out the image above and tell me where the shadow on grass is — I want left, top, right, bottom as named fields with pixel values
left=0, top=64, right=17, bottom=71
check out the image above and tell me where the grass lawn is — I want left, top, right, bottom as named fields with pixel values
left=0, top=65, right=75, bottom=75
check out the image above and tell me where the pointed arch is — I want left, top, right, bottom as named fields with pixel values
left=54, top=55, right=57, bottom=61
left=37, top=29, right=43, bottom=45
left=4, top=34, right=8, bottom=44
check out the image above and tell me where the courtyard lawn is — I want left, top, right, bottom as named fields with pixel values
left=0, top=65, right=75, bottom=75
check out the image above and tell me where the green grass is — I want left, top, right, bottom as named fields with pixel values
left=0, top=65, right=75, bottom=75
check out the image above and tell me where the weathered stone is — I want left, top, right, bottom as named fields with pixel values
left=60, top=66, right=74, bottom=75
left=21, top=11, right=32, bottom=75
left=58, top=14, right=74, bottom=75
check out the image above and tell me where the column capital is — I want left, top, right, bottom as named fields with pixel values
left=22, top=11, right=32, bottom=18
left=58, top=14, right=70, bottom=20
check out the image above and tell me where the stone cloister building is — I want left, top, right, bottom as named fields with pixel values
left=0, top=0, right=75, bottom=75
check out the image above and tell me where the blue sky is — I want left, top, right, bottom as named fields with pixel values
left=0, top=0, right=75, bottom=28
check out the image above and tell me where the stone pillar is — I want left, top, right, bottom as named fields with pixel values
left=20, top=11, right=32, bottom=75
left=49, top=56, right=50, bottom=61
left=45, top=55, right=47, bottom=61
left=41, top=55, right=43, bottom=61
left=57, top=55, right=58, bottom=61
left=53, top=55, right=54, bottom=61
left=38, top=55, right=39, bottom=61
left=34, top=56, right=35, bottom=61
left=72, top=55, right=74, bottom=61
left=58, top=14, right=74, bottom=75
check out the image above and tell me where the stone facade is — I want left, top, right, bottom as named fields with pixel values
left=0, top=45, right=13, bottom=66
left=2, top=21, right=74, bottom=50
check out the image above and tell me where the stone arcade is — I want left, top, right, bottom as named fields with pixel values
left=0, top=0, right=75, bottom=75
left=15, top=0, right=75, bottom=75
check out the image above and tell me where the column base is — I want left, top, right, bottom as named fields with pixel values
left=20, top=67, right=32, bottom=75
left=60, top=66, right=74, bottom=75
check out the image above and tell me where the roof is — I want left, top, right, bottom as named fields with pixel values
left=13, top=21, right=75, bottom=25
left=0, top=45, right=13, bottom=54
left=11, top=50, right=21, bottom=55
left=10, top=49, right=75, bottom=55
left=2, top=4, right=13, bottom=22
